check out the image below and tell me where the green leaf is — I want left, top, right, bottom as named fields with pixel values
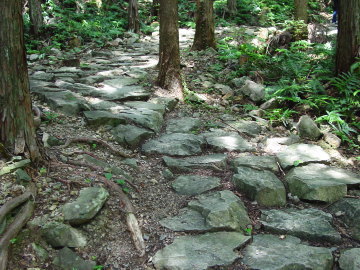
left=104, top=173, right=112, bottom=180
left=115, top=179, right=125, bottom=185
left=293, top=160, right=303, bottom=167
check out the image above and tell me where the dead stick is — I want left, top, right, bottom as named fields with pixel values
left=60, top=137, right=133, bottom=158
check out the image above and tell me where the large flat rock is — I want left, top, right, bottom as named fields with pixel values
left=42, top=222, right=87, bottom=248
left=84, top=110, right=127, bottom=127
left=187, top=190, right=251, bottom=231
left=204, top=132, right=255, bottom=152
left=123, top=101, right=166, bottom=114
left=232, top=166, right=286, bottom=207
left=329, top=198, right=360, bottom=240
left=276, top=143, right=331, bottom=169
left=286, top=164, right=360, bottom=203
left=112, top=124, right=154, bottom=149
left=142, top=133, right=205, bottom=156
left=339, top=248, right=360, bottom=270
left=160, top=208, right=212, bottom=232
left=163, top=154, right=228, bottom=173
left=261, top=208, right=341, bottom=243
left=231, top=155, right=279, bottom=173
left=166, top=117, right=202, bottom=133
left=172, top=175, right=221, bottom=195
left=242, top=234, right=334, bottom=270
left=226, top=120, right=262, bottom=137
left=153, top=232, right=250, bottom=270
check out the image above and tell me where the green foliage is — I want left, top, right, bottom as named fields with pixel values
left=103, top=173, right=130, bottom=193
left=43, top=111, right=61, bottom=124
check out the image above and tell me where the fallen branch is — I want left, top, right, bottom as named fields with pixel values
left=0, top=192, right=32, bottom=226
left=0, top=186, right=36, bottom=270
left=60, top=137, right=133, bottom=158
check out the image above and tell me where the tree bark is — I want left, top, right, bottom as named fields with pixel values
left=0, top=0, right=40, bottom=161
left=192, top=0, right=216, bottom=51
left=227, top=0, right=237, bottom=16
left=336, top=0, right=360, bottom=74
left=128, top=0, right=140, bottom=33
left=294, top=0, right=308, bottom=22
left=29, top=0, right=44, bottom=36
left=157, top=0, right=183, bottom=98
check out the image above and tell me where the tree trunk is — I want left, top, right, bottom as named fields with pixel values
left=227, top=0, right=237, bottom=16
left=336, top=0, right=360, bottom=74
left=0, top=0, right=40, bottom=161
left=294, top=0, right=308, bottom=22
left=157, top=0, right=183, bottom=98
left=29, top=0, right=43, bottom=36
left=192, top=0, right=216, bottom=51
left=128, top=0, right=140, bottom=33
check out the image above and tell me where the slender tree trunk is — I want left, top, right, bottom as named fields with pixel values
left=29, top=0, right=43, bottom=36
left=227, top=0, right=237, bottom=16
left=152, top=0, right=160, bottom=17
left=294, top=0, right=308, bottom=22
left=157, top=0, right=183, bottom=98
left=0, top=0, right=40, bottom=161
left=192, top=0, right=216, bottom=51
left=336, top=0, right=360, bottom=74
left=128, top=0, right=140, bottom=33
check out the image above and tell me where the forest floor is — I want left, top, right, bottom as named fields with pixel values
left=1, top=26, right=360, bottom=270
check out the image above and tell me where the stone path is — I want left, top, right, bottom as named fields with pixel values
left=26, top=26, right=360, bottom=270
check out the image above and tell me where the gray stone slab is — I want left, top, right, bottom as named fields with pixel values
left=203, top=132, right=254, bottom=152
left=242, top=234, right=333, bottom=270
left=276, top=143, right=331, bottom=169
left=87, top=99, right=129, bottom=112
left=84, top=110, right=127, bottom=127
left=172, top=175, right=221, bottom=195
left=53, top=247, right=96, bottom=270
left=231, top=155, right=279, bottom=173
left=188, top=190, right=251, bottom=231
left=226, top=120, right=262, bottom=137
left=30, top=71, right=55, bottom=81
left=34, top=90, right=90, bottom=115
left=160, top=208, right=212, bottom=232
left=261, top=208, right=341, bottom=243
left=117, top=108, right=164, bottom=133
left=339, top=248, right=360, bottom=270
left=101, top=77, right=139, bottom=87
left=112, top=124, right=154, bottom=149
left=42, top=222, right=87, bottom=248
left=286, top=164, right=360, bottom=203
left=163, top=154, right=228, bottom=173
left=149, top=97, right=179, bottom=111
left=166, top=117, right=202, bottom=133
left=232, top=166, right=286, bottom=207
left=123, top=101, right=166, bottom=114
left=329, top=198, right=360, bottom=241
left=63, top=187, right=109, bottom=225
left=142, top=133, right=205, bottom=156
left=153, top=232, right=250, bottom=270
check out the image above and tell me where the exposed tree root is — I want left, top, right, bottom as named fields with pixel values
left=60, top=137, right=133, bottom=158
left=0, top=186, right=36, bottom=270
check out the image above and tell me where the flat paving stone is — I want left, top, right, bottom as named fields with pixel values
left=153, top=232, right=250, bottom=270
left=123, top=101, right=166, bottom=114
left=286, top=164, right=360, bottom=203
left=204, top=132, right=255, bottom=152
left=339, top=248, right=360, bottom=270
left=142, top=133, right=205, bottom=156
left=225, top=120, right=262, bottom=137
left=329, top=198, right=360, bottom=241
left=242, top=234, right=333, bottom=270
left=261, top=208, right=341, bottom=243
left=83, top=111, right=127, bottom=127
left=166, top=117, right=202, bottom=133
left=232, top=166, right=286, bottom=207
left=112, top=124, right=154, bottom=149
left=172, top=175, right=221, bottom=195
left=163, top=154, right=228, bottom=173
left=231, top=155, right=279, bottom=173
left=276, top=143, right=331, bottom=169
left=188, top=190, right=251, bottom=231
left=160, top=208, right=212, bottom=232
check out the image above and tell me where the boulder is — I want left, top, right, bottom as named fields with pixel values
left=297, top=115, right=322, bottom=140
left=166, top=117, right=202, bottom=133
left=53, top=247, right=96, bottom=270
left=231, top=155, right=279, bottom=173
left=204, top=132, right=255, bottom=152
left=112, top=124, right=154, bottom=149
left=339, top=248, right=360, bottom=270
left=238, top=79, right=265, bottom=102
left=232, top=166, right=286, bottom=207
left=63, top=187, right=109, bottom=225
